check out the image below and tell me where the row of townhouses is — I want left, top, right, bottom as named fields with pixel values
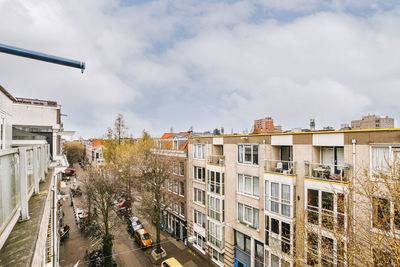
left=0, top=85, right=69, bottom=266
left=155, top=127, right=400, bottom=267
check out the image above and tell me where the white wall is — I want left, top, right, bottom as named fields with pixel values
left=0, top=91, right=13, bottom=149
left=11, top=103, right=58, bottom=127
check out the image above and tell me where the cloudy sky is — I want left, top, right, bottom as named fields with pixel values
left=1, top=0, right=400, bottom=138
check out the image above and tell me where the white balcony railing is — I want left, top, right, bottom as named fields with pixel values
left=305, top=163, right=351, bottom=183
left=0, top=144, right=50, bottom=250
left=264, top=159, right=296, bottom=175
left=207, top=155, right=225, bottom=166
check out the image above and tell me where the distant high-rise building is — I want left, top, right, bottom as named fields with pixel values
left=253, top=117, right=282, bottom=134
left=351, top=115, right=394, bottom=130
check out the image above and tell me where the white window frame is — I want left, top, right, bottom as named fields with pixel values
left=194, top=144, right=205, bottom=159
left=370, top=145, right=400, bottom=179
left=208, top=195, right=223, bottom=222
left=208, top=170, right=223, bottom=195
left=238, top=202, right=259, bottom=229
left=238, top=174, right=259, bottom=197
left=208, top=220, right=224, bottom=249
left=194, top=209, right=206, bottom=228
left=194, top=188, right=206, bottom=206
left=194, top=166, right=206, bottom=183
left=179, top=161, right=184, bottom=176
left=238, top=144, right=259, bottom=165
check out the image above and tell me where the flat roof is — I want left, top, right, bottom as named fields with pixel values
left=189, top=128, right=400, bottom=139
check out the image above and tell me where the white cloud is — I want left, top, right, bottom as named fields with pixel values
left=0, top=0, right=400, bottom=138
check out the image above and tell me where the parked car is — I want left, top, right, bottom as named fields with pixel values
left=76, top=208, right=88, bottom=222
left=133, top=229, right=152, bottom=248
left=127, top=216, right=143, bottom=234
left=161, top=257, right=183, bottom=267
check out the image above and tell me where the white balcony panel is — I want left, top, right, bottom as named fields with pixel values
left=271, top=135, right=292, bottom=146
left=193, top=223, right=206, bottom=238
left=264, top=173, right=296, bottom=185
left=213, top=137, right=223, bottom=145
left=312, top=133, right=344, bottom=146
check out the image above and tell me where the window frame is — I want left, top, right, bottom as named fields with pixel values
left=237, top=174, right=259, bottom=197
left=238, top=144, right=259, bottom=165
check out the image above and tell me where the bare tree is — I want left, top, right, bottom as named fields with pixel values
left=140, top=150, right=173, bottom=254
left=114, top=113, right=128, bottom=145
left=82, top=166, right=122, bottom=267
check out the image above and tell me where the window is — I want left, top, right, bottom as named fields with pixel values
left=174, top=201, right=178, bottom=213
left=208, top=220, right=224, bottom=249
left=173, top=162, right=178, bottom=174
left=180, top=202, right=185, bottom=217
left=235, top=231, right=251, bottom=254
left=194, top=166, right=206, bottom=183
left=238, top=202, right=259, bottom=229
left=281, top=185, right=291, bottom=216
left=208, top=195, right=223, bottom=222
left=254, top=240, right=264, bottom=267
left=194, top=231, right=206, bottom=251
left=208, top=170, right=224, bottom=195
left=238, top=174, right=259, bottom=197
left=168, top=179, right=172, bottom=191
left=193, top=209, right=206, bottom=228
left=271, top=183, right=280, bottom=213
left=212, top=249, right=224, bottom=265
left=194, top=144, right=205, bottom=159
left=179, top=162, right=184, bottom=176
left=238, top=144, right=259, bottom=165
left=194, top=188, right=205, bottom=205
left=307, top=231, right=339, bottom=267
left=372, top=197, right=390, bottom=230
left=179, top=182, right=184, bottom=196
left=307, top=189, right=346, bottom=232
left=173, top=181, right=178, bottom=194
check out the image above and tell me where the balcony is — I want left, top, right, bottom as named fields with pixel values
left=264, top=159, right=296, bottom=175
left=207, top=155, right=225, bottom=166
left=305, top=162, right=351, bottom=183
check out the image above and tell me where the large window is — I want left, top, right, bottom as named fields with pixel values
left=238, top=174, right=259, bottom=197
left=179, top=181, right=184, bottom=196
left=180, top=202, right=185, bottom=217
left=208, top=220, right=224, bottom=249
left=208, top=170, right=224, bottom=195
left=179, top=162, right=184, bottom=176
left=235, top=231, right=251, bottom=254
left=194, top=231, right=206, bottom=251
left=194, top=166, right=206, bottom=183
left=194, top=144, right=205, bottom=159
left=307, top=189, right=345, bottom=232
left=265, top=215, right=292, bottom=255
left=208, top=195, right=223, bottom=222
left=254, top=240, right=264, bottom=267
left=212, top=249, right=224, bottom=265
left=238, top=202, right=259, bottom=229
left=193, top=209, right=206, bottom=228
left=371, top=146, right=400, bottom=176
left=267, top=182, right=292, bottom=217
left=194, top=188, right=206, bottom=206
left=173, top=180, right=178, bottom=194
left=372, top=197, right=400, bottom=231
left=238, top=144, right=259, bottom=165
left=307, top=231, right=342, bottom=267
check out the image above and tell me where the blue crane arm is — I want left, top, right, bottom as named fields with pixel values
left=0, top=43, right=85, bottom=72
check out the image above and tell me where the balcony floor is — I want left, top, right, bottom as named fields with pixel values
left=0, top=171, right=52, bottom=266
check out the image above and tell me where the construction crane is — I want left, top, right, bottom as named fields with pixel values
left=0, top=43, right=86, bottom=73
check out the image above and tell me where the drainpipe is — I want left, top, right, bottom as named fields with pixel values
left=351, top=139, right=356, bottom=265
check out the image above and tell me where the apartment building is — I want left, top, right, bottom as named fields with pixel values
left=187, top=128, right=400, bottom=267
left=0, top=85, right=68, bottom=266
left=351, top=114, right=394, bottom=130
left=154, top=132, right=190, bottom=242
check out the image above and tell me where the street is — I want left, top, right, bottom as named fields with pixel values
left=59, top=166, right=207, bottom=267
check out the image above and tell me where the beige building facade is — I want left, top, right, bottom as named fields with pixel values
left=187, top=129, right=400, bottom=267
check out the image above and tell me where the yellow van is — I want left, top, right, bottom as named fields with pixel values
left=161, top=257, right=183, bottom=267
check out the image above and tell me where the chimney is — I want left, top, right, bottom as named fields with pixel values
left=310, top=119, right=315, bottom=131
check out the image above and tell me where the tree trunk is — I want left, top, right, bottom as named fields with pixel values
left=103, top=233, right=113, bottom=267
left=156, top=216, right=162, bottom=254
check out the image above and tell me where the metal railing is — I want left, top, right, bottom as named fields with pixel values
left=264, top=159, right=296, bottom=175
left=207, top=155, right=225, bottom=166
left=305, top=163, right=351, bottom=183
left=0, top=144, right=50, bottom=250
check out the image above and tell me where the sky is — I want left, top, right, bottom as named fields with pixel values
left=1, top=0, right=400, bottom=138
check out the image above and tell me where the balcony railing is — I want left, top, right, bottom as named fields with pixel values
left=264, top=159, right=296, bottom=175
left=305, top=163, right=351, bottom=183
left=0, top=144, right=50, bottom=250
left=207, top=155, right=225, bottom=166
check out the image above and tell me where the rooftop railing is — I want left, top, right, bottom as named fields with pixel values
left=207, top=155, right=225, bottom=166
left=304, top=162, right=351, bottom=183
left=264, top=159, right=296, bottom=175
